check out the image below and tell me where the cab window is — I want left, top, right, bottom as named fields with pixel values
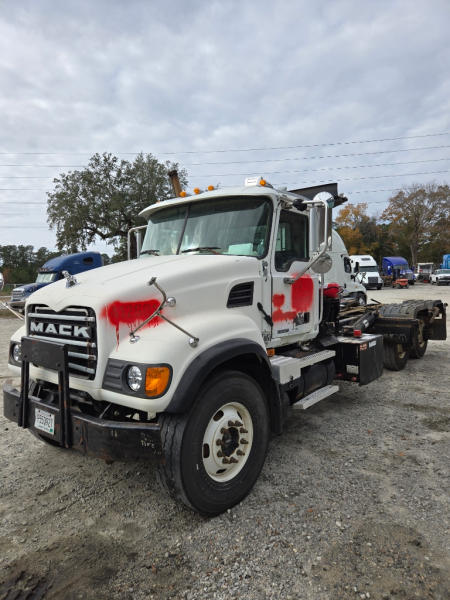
left=275, top=210, right=309, bottom=271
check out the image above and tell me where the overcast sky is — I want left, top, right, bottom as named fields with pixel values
left=1, top=0, right=449, bottom=255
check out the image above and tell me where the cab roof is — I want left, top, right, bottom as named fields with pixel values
left=138, top=184, right=303, bottom=220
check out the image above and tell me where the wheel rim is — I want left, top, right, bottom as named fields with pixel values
left=396, top=344, right=406, bottom=359
left=416, top=321, right=426, bottom=350
left=202, top=402, right=254, bottom=482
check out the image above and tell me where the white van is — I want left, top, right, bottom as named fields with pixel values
left=325, top=231, right=367, bottom=305
left=350, top=255, right=383, bottom=290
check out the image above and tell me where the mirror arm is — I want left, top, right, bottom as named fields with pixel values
left=284, top=198, right=331, bottom=284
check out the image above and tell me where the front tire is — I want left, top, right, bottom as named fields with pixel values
left=158, top=370, right=270, bottom=516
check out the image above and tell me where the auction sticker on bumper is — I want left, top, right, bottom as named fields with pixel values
left=34, top=408, right=55, bottom=435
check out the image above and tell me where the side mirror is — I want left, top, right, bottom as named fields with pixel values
left=354, top=261, right=359, bottom=273
left=309, top=192, right=333, bottom=253
left=311, top=253, right=332, bottom=274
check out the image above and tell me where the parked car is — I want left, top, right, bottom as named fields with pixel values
left=431, top=268, right=450, bottom=286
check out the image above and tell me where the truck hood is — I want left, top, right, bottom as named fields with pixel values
left=27, top=254, right=262, bottom=314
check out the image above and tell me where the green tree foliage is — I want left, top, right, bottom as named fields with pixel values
left=0, top=245, right=60, bottom=284
left=47, top=153, right=188, bottom=260
left=381, top=183, right=450, bottom=267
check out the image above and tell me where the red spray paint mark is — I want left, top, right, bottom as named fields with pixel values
left=272, top=274, right=314, bottom=323
left=100, top=298, right=162, bottom=345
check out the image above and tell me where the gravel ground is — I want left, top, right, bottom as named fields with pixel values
left=0, top=285, right=449, bottom=600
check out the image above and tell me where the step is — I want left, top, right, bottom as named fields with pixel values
left=270, top=350, right=336, bottom=384
left=292, top=384, right=340, bottom=410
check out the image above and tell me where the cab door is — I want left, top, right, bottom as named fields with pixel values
left=271, top=208, right=319, bottom=342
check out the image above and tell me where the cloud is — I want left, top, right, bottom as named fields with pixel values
left=0, top=0, right=448, bottom=251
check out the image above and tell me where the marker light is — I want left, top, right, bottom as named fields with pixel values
left=145, top=366, right=171, bottom=397
left=194, top=187, right=202, bottom=194
left=207, top=185, right=215, bottom=191
left=260, top=178, right=267, bottom=186
left=180, top=190, right=187, bottom=197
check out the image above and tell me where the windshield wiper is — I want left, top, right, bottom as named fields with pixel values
left=181, top=246, right=221, bottom=254
left=140, top=249, right=160, bottom=256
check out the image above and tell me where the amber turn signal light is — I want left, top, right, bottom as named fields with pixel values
left=145, top=366, right=171, bottom=397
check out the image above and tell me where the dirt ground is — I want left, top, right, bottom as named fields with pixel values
left=0, top=285, right=449, bottom=600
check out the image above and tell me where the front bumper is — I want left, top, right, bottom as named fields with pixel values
left=3, top=383, right=163, bottom=462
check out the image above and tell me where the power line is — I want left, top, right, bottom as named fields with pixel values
left=1, top=167, right=448, bottom=193
left=0, top=131, right=448, bottom=156
left=184, top=145, right=450, bottom=166
left=0, top=156, right=447, bottom=179
left=1, top=144, right=450, bottom=169
left=191, top=157, right=450, bottom=178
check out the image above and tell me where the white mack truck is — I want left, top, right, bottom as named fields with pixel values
left=3, top=178, right=447, bottom=515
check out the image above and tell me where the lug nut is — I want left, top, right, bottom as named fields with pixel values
left=217, top=451, right=223, bottom=457
left=240, top=438, right=249, bottom=444
left=222, top=458, right=230, bottom=464
left=229, top=457, right=238, bottom=464
left=236, top=449, right=245, bottom=456
left=216, top=439, right=223, bottom=446
left=220, top=427, right=227, bottom=434
left=228, top=420, right=235, bottom=427
left=239, top=428, right=248, bottom=433
left=235, top=421, right=243, bottom=427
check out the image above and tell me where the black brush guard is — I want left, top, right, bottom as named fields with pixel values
left=3, top=337, right=162, bottom=461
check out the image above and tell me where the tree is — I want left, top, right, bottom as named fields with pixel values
left=381, top=183, right=450, bottom=267
left=47, top=153, right=188, bottom=259
left=0, top=245, right=60, bottom=284
left=334, top=203, right=372, bottom=255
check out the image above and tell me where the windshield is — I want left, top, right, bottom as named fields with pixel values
left=358, top=265, right=378, bottom=273
left=36, top=272, right=58, bottom=283
left=140, top=196, right=272, bottom=257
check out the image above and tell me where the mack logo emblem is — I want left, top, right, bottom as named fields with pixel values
left=30, top=321, right=90, bottom=338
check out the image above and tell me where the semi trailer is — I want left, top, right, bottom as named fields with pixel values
left=3, top=178, right=446, bottom=515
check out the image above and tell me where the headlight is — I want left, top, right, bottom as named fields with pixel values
left=12, top=343, right=22, bottom=364
left=127, top=365, right=143, bottom=391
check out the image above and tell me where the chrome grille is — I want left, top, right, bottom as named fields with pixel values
left=11, top=289, right=24, bottom=301
left=27, top=304, right=98, bottom=380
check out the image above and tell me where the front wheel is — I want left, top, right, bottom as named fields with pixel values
left=383, top=341, right=408, bottom=371
left=158, top=370, right=270, bottom=516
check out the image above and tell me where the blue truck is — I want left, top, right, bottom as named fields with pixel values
left=441, top=254, right=450, bottom=269
left=381, top=256, right=415, bottom=285
left=10, top=251, right=103, bottom=312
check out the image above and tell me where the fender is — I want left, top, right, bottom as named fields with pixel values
left=165, top=338, right=284, bottom=433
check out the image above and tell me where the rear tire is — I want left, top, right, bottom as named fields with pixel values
left=157, top=370, right=270, bottom=516
left=383, top=342, right=408, bottom=371
left=409, top=319, right=427, bottom=358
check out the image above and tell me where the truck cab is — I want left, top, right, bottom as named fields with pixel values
left=325, top=232, right=368, bottom=304
left=350, top=255, right=383, bottom=290
left=10, top=251, right=103, bottom=313
left=382, top=256, right=415, bottom=286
